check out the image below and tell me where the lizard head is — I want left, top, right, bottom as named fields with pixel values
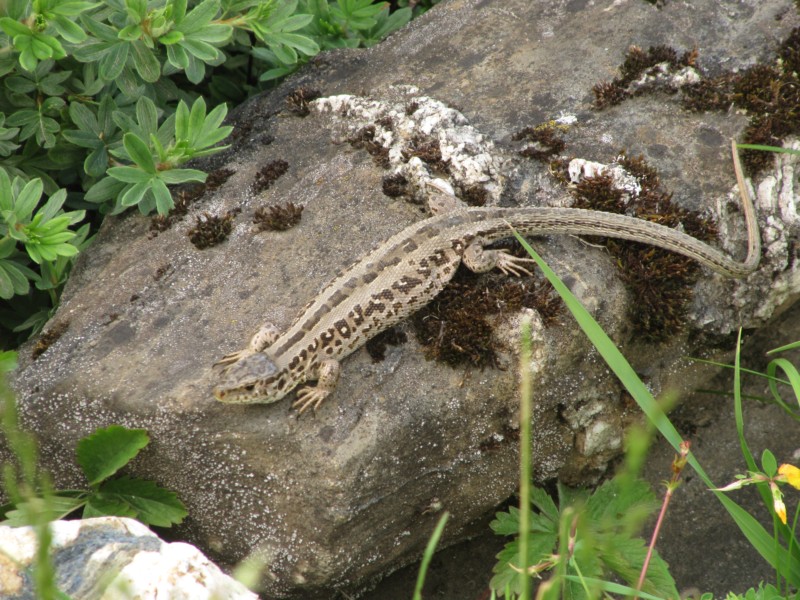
left=213, top=353, right=291, bottom=404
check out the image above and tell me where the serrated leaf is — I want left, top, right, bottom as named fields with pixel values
left=83, top=494, right=137, bottom=519
left=98, top=476, right=187, bottom=527
left=76, top=425, right=149, bottom=486
left=490, top=507, right=521, bottom=536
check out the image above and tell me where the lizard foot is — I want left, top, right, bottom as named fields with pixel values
left=495, top=251, right=536, bottom=277
left=292, top=386, right=330, bottom=414
left=213, top=349, right=254, bottom=371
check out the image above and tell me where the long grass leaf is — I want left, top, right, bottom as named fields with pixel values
left=511, top=232, right=800, bottom=585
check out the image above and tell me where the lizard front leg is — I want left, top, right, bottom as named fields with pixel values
left=292, top=359, right=341, bottom=414
left=463, top=241, right=536, bottom=276
left=214, top=322, right=281, bottom=369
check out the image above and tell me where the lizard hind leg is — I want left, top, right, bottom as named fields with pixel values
left=214, top=322, right=281, bottom=369
left=463, top=241, right=537, bottom=277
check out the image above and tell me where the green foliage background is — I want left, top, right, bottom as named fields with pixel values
left=0, top=0, right=423, bottom=347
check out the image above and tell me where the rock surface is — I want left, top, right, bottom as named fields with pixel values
left=0, top=517, right=256, bottom=599
left=6, top=0, right=800, bottom=597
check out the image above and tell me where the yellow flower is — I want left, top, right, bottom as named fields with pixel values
left=770, top=481, right=787, bottom=524
left=779, top=464, right=800, bottom=490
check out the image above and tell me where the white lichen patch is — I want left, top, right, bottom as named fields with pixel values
left=631, top=63, right=702, bottom=91
left=567, top=158, right=642, bottom=198
left=313, top=90, right=508, bottom=202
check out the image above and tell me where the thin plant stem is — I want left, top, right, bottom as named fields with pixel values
left=518, top=317, right=533, bottom=600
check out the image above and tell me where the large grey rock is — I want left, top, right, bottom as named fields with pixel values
left=0, top=517, right=256, bottom=599
left=7, top=0, right=800, bottom=597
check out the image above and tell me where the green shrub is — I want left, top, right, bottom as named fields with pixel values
left=0, top=0, right=414, bottom=345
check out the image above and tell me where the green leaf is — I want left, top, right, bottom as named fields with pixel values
left=180, top=38, right=219, bottom=62
left=14, top=178, right=44, bottom=221
left=152, top=178, right=173, bottom=215
left=157, top=168, right=206, bottom=184
left=130, top=40, right=161, bottom=82
left=37, top=189, right=68, bottom=223
left=122, top=132, right=156, bottom=173
left=2, top=494, right=87, bottom=526
left=179, top=0, right=220, bottom=33
left=107, top=165, right=152, bottom=184
left=0, top=259, right=30, bottom=298
left=76, top=425, right=149, bottom=486
left=158, top=30, right=184, bottom=44
left=83, top=494, right=138, bottom=519
left=50, top=14, right=87, bottom=44
left=135, top=96, right=159, bottom=138
left=166, top=43, right=189, bottom=69
left=99, top=42, right=129, bottom=81
left=97, top=476, right=187, bottom=527
left=84, top=176, right=126, bottom=203
left=119, top=181, right=150, bottom=207
left=762, top=449, right=777, bottom=477
left=0, top=350, right=18, bottom=373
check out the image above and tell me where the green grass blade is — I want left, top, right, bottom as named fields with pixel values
left=735, top=144, right=800, bottom=156
left=766, top=340, right=800, bottom=355
left=511, top=232, right=800, bottom=585
left=518, top=318, right=533, bottom=600
left=412, top=511, right=449, bottom=600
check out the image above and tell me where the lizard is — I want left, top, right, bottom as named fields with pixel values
left=213, top=141, right=760, bottom=413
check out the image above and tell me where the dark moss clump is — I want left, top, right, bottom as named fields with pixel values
left=456, top=183, right=490, bottom=207
left=149, top=183, right=205, bottom=233
left=205, top=167, right=235, bottom=192
left=253, top=202, right=304, bottom=232
left=596, top=29, right=800, bottom=176
left=188, top=211, right=237, bottom=249
left=286, top=87, right=321, bottom=116
left=382, top=173, right=409, bottom=198
left=253, top=160, right=289, bottom=194
left=347, top=125, right=390, bottom=168
left=566, top=153, right=716, bottom=341
left=683, top=54, right=800, bottom=174
left=593, top=45, right=698, bottom=108
left=513, top=124, right=567, bottom=161
left=411, top=253, right=560, bottom=367
left=365, top=327, right=408, bottom=362
left=402, top=134, right=449, bottom=174
left=31, top=321, right=69, bottom=360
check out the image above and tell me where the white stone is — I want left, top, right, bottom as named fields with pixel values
left=0, top=517, right=257, bottom=600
